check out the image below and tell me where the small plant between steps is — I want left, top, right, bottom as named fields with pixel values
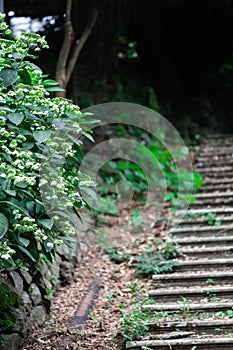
left=119, top=295, right=154, bottom=341
left=105, top=238, right=180, bottom=277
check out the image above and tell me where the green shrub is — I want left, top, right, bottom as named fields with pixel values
left=98, top=135, right=203, bottom=207
left=0, top=14, right=94, bottom=271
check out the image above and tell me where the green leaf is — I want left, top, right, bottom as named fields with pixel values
left=43, top=79, right=58, bottom=86
left=38, top=219, right=54, bottom=230
left=60, top=236, right=77, bottom=243
left=23, top=142, right=34, bottom=150
left=5, top=189, right=16, bottom=196
left=33, top=130, right=52, bottom=144
left=8, top=113, right=24, bottom=126
left=27, top=238, right=40, bottom=261
left=45, top=86, right=65, bottom=92
left=20, top=128, right=32, bottom=136
left=15, top=182, right=28, bottom=188
left=26, top=201, right=35, bottom=215
left=0, top=38, right=15, bottom=46
left=0, top=213, right=8, bottom=238
left=0, top=201, right=28, bottom=215
left=18, top=68, right=31, bottom=85
left=0, top=69, right=18, bottom=87
left=17, top=245, right=36, bottom=262
left=80, top=187, right=97, bottom=200
left=80, top=119, right=99, bottom=125
left=18, top=237, right=30, bottom=247
left=82, top=131, right=95, bottom=142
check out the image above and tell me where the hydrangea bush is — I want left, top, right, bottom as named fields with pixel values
left=0, top=14, right=94, bottom=271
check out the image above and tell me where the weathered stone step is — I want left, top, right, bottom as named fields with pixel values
left=202, top=178, right=233, bottom=185
left=176, top=236, right=233, bottom=248
left=148, top=318, right=233, bottom=335
left=152, top=271, right=233, bottom=287
left=196, top=166, right=233, bottom=173
left=194, top=191, right=233, bottom=199
left=175, top=208, right=233, bottom=216
left=200, top=183, right=233, bottom=192
left=179, top=246, right=233, bottom=258
left=174, top=258, right=233, bottom=272
left=200, top=146, right=233, bottom=155
left=173, top=213, right=233, bottom=226
left=143, top=301, right=233, bottom=314
left=196, top=159, right=233, bottom=167
left=172, top=215, right=233, bottom=228
left=202, top=172, right=233, bottom=180
left=197, top=151, right=233, bottom=158
left=175, top=235, right=233, bottom=248
left=170, top=224, right=233, bottom=236
left=148, top=286, right=233, bottom=302
left=191, top=197, right=233, bottom=206
left=126, top=337, right=233, bottom=349
left=200, top=150, right=233, bottom=157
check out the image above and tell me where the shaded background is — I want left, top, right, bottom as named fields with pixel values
left=4, top=0, right=233, bottom=137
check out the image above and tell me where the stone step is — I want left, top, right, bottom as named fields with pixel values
left=172, top=215, right=233, bottom=226
left=152, top=271, right=233, bottom=287
left=200, top=146, right=233, bottom=154
left=179, top=246, right=233, bottom=258
left=175, top=208, right=233, bottom=216
left=148, top=286, right=233, bottom=302
left=196, top=166, right=233, bottom=173
left=200, top=150, right=233, bottom=157
left=124, top=135, right=233, bottom=348
left=197, top=152, right=233, bottom=159
left=126, top=337, right=233, bottom=349
left=175, top=235, right=233, bottom=247
left=202, top=178, right=233, bottom=185
left=148, top=318, right=233, bottom=335
left=143, top=301, right=233, bottom=314
left=194, top=191, right=233, bottom=199
left=191, top=197, right=233, bottom=206
left=202, top=172, right=233, bottom=179
left=174, top=258, right=233, bottom=272
left=201, top=183, right=233, bottom=192
left=170, top=224, right=233, bottom=236
left=196, top=159, right=233, bottom=167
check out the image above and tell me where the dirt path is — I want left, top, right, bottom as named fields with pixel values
left=23, top=203, right=167, bottom=350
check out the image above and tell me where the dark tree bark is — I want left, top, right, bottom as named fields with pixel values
left=55, top=0, right=98, bottom=97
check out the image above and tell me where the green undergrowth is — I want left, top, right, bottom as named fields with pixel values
left=98, top=147, right=203, bottom=207
left=96, top=124, right=204, bottom=220
left=105, top=238, right=180, bottom=277
left=119, top=295, right=153, bottom=341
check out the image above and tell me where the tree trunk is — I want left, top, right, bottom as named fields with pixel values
left=55, top=0, right=98, bottom=98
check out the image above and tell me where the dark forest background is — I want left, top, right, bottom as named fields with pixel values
left=5, top=0, right=233, bottom=138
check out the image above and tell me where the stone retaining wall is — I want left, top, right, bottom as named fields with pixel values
left=0, top=217, right=94, bottom=350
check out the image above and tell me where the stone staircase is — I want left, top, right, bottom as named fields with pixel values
left=125, top=135, right=233, bottom=350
